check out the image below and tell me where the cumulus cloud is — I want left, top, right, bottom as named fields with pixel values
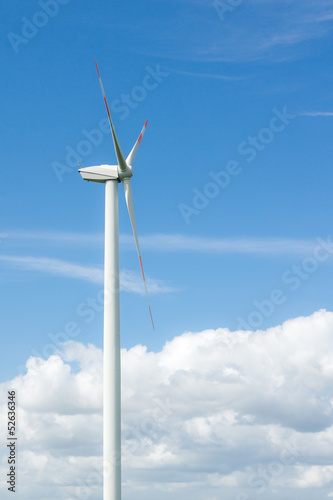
left=1, top=310, right=333, bottom=499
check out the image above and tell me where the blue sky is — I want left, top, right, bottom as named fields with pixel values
left=1, top=1, right=333, bottom=499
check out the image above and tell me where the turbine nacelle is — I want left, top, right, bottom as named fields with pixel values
left=79, top=164, right=133, bottom=183
left=79, top=164, right=118, bottom=183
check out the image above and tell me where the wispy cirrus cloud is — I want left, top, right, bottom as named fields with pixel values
left=135, top=0, right=333, bottom=63
left=5, top=230, right=104, bottom=245
left=299, top=111, right=333, bottom=117
left=167, top=68, right=245, bottom=81
left=1, top=230, right=324, bottom=256
left=0, top=255, right=104, bottom=283
left=121, top=234, right=319, bottom=255
left=0, top=255, right=177, bottom=294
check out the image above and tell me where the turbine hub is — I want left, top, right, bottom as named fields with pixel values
left=118, top=165, right=133, bottom=181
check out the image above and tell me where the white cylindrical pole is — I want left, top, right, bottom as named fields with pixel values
left=104, top=180, right=121, bottom=500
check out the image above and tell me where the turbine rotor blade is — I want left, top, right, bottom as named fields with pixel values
left=95, top=59, right=127, bottom=172
left=122, top=178, right=155, bottom=330
left=126, top=120, right=148, bottom=166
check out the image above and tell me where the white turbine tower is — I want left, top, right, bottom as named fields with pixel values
left=78, top=60, right=154, bottom=500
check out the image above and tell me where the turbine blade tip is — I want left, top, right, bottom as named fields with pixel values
left=149, top=307, right=155, bottom=331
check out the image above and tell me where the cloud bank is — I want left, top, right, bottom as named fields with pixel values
left=1, top=310, right=333, bottom=499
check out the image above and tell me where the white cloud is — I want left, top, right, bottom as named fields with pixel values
left=1, top=310, right=333, bottom=499
left=294, top=465, right=333, bottom=488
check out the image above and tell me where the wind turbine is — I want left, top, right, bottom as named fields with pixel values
left=78, top=60, right=154, bottom=500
